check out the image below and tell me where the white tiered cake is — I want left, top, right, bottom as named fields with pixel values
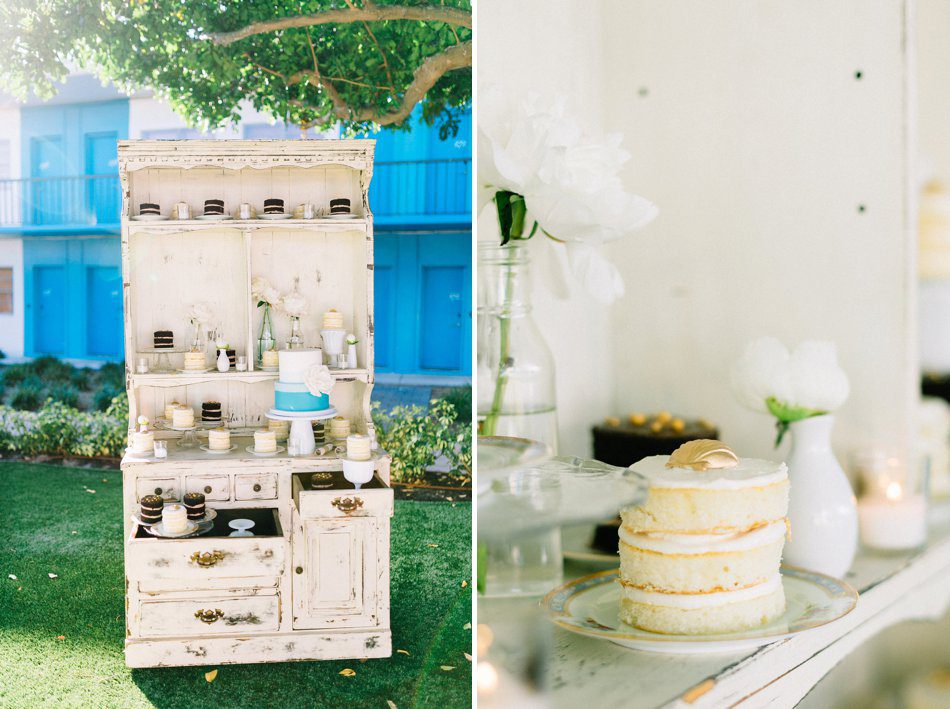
left=273, top=349, right=333, bottom=413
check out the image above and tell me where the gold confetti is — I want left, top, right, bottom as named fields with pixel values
left=440, top=666, right=455, bottom=672
left=396, top=649, right=410, bottom=656
left=339, top=668, right=356, bottom=677
left=204, top=669, right=218, bottom=682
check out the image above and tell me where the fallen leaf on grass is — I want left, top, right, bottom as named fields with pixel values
left=461, top=580, right=468, bottom=588
left=464, top=653, right=472, bottom=662
left=85, top=489, right=96, bottom=494
left=47, top=573, right=58, bottom=579
left=7, top=574, right=16, bottom=581
left=70, top=531, right=78, bottom=535
left=339, top=668, right=356, bottom=677
left=396, top=649, right=410, bottom=656
left=463, top=622, right=472, bottom=630
left=440, top=665, right=455, bottom=672
left=204, top=669, right=218, bottom=682
left=56, top=635, right=65, bottom=641
left=387, top=701, right=397, bottom=709
left=426, top=543, right=439, bottom=548
left=359, top=658, right=367, bottom=664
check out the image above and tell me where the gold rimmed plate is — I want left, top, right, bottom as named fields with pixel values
left=541, top=566, right=857, bottom=654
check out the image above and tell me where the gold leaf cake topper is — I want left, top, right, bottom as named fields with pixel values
left=666, top=439, right=739, bottom=471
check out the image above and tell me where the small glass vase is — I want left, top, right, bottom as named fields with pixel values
left=477, top=243, right=559, bottom=453
left=189, top=321, right=204, bottom=352
left=257, top=304, right=276, bottom=364
left=287, top=316, right=304, bottom=349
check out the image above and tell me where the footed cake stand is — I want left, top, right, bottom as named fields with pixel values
left=266, top=407, right=338, bottom=456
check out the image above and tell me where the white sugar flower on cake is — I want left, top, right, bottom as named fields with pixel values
left=731, top=337, right=849, bottom=444
left=303, top=363, right=334, bottom=396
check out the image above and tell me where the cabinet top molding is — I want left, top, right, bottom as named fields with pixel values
left=118, top=139, right=376, bottom=172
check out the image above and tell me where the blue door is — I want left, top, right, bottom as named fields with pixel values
left=33, top=266, right=67, bottom=354
left=374, top=265, right=395, bottom=369
left=420, top=266, right=464, bottom=370
left=86, top=266, right=123, bottom=357
left=30, top=136, right=65, bottom=225
left=85, top=132, right=119, bottom=225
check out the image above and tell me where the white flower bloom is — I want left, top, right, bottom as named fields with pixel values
left=251, top=276, right=270, bottom=299
left=262, top=287, right=282, bottom=308
left=731, top=337, right=849, bottom=414
left=188, top=302, right=212, bottom=324
left=478, top=87, right=658, bottom=304
left=281, top=291, right=308, bottom=318
left=303, top=364, right=334, bottom=397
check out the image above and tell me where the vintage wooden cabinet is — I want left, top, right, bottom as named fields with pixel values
left=117, top=140, right=392, bottom=668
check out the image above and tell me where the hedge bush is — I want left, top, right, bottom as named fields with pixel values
left=0, top=393, right=128, bottom=459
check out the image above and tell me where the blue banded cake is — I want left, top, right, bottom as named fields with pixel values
left=274, top=349, right=333, bottom=412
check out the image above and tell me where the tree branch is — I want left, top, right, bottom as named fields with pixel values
left=210, top=3, right=472, bottom=46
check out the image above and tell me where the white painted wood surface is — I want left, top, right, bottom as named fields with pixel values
left=118, top=140, right=392, bottom=668
left=480, top=506, right=950, bottom=709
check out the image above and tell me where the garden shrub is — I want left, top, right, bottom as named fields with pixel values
left=70, top=367, right=94, bottom=391
left=93, top=384, right=122, bottom=412
left=10, top=379, right=45, bottom=411
left=48, top=383, right=81, bottom=409
left=30, top=355, right=75, bottom=383
left=98, top=362, right=126, bottom=390
left=437, top=385, right=472, bottom=424
left=372, top=399, right=473, bottom=483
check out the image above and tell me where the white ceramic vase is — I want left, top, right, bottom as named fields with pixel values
left=783, top=414, right=858, bottom=578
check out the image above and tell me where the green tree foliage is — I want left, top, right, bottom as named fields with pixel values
left=0, top=0, right=471, bottom=136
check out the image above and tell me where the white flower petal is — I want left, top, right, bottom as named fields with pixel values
left=303, top=364, right=334, bottom=396
left=564, top=242, right=625, bottom=304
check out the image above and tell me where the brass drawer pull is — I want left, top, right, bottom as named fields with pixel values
left=190, top=550, right=225, bottom=567
left=253, top=483, right=262, bottom=492
left=204, top=485, right=212, bottom=494
left=154, top=487, right=163, bottom=495
left=332, top=496, right=363, bottom=514
left=195, top=608, right=224, bottom=624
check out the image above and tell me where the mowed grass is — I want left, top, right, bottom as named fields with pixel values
left=0, top=462, right=472, bottom=708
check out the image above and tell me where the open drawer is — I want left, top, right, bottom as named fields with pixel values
left=127, top=508, right=287, bottom=584
left=292, top=472, right=393, bottom=519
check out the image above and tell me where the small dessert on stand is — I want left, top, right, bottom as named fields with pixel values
left=342, top=433, right=376, bottom=488
left=128, top=416, right=155, bottom=459
left=321, top=309, right=347, bottom=368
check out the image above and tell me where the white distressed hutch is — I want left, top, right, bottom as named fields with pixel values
left=117, top=140, right=392, bottom=668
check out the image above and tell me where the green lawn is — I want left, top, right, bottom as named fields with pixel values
left=0, top=462, right=472, bottom=708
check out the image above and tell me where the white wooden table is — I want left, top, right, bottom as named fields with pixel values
left=479, top=503, right=950, bottom=708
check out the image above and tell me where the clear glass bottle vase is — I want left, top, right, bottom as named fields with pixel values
left=477, top=242, right=559, bottom=453
left=257, top=304, right=276, bottom=364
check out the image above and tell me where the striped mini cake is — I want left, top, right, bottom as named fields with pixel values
left=619, top=440, right=789, bottom=635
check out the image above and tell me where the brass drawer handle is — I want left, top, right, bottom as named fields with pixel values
left=203, top=485, right=212, bottom=494
left=154, top=487, right=163, bottom=495
left=332, top=496, right=363, bottom=514
left=190, top=550, right=225, bottom=567
left=253, top=483, right=262, bottom=492
left=195, top=608, right=224, bottom=624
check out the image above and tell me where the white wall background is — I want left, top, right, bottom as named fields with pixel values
left=0, top=237, right=24, bottom=357
left=479, top=0, right=916, bottom=463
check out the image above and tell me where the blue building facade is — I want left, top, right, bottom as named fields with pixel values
left=0, top=94, right=471, bottom=379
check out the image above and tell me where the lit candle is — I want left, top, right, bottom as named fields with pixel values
left=857, top=480, right=926, bottom=551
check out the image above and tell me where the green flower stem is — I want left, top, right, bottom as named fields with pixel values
left=481, top=261, right=513, bottom=436
left=765, top=397, right=827, bottom=447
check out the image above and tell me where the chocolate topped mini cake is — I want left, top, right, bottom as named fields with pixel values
left=330, top=198, right=351, bottom=215
left=183, top=492, right=206, bottom=521
left=201, top=401, right=222, bottom=423
left=264, top=198, right=284, bottom=215
left=140, top=494, right=164, bottom=525
left=153, top=330, right=174, bottom=349
left=589, top=412, right=719, bottom=553
left=203, top=199, right=224, bottom=216
left=139, top=202, right=160, bottom=216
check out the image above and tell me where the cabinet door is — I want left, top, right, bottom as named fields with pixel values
left=292, top=516, right=384, bottom=630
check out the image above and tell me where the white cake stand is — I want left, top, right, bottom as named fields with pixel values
left=266, top=407, right=338, bottom=456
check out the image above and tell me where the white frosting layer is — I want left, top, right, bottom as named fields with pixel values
left=278, top=348, right=323, bottom=384
left=630, top=455, right=787, bottom=490
left=620, top=519, right=787, bottom=555
left=621, top=574, right=782, bottom=609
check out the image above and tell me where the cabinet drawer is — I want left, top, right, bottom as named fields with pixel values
left=184, top=474, right=230, bottom=501
left=128, top=535, right=286, bottom=583
left=235, top=472, right=278, bottom=501
left=293, top=479, right=393, bottom=519
left=137, top=593, right=280, bottom=637
left=135, top=477, right=180, bottom=502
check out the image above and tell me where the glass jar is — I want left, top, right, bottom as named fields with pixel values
left=257, top=303, right=276, bottom=363
left=477, top=242, right=559, bottom=452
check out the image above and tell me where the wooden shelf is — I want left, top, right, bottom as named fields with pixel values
left=130, top=369, right=369, bottom=388
left=479, top=503, right=950, bottom=709
left=125, top=218, right=369, bottom=234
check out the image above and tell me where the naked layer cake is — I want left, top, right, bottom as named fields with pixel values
left=619, top=440, right=789, bottom=635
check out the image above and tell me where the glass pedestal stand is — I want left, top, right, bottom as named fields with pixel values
left=168, top=425, right=200, bottom=448
left=152, top=352, right=175, bottom=373
left=266, top=408, right=338, bottom=456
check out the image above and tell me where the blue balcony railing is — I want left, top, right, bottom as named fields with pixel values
left=370, top=158, right=471, bottom=225
left=0, top=158, right=471, bottom=231
left=0, top=174, right=121, bottom=230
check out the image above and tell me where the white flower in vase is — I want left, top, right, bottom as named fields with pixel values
left=303, top=364, right=334, bottom=397
left=188, top=302, right=212, bottom=326
left=281, top=292, right=308, bottom=319
left=731, top=337, right=850, bottom=444
left=479, top=88, right=658, bottom=304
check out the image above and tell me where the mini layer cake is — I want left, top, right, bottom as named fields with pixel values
left=274, top=349, right=330, bottom=412
left=254, top=430, right=277, bottom=453
left=201, top=401, right=222, bottom=423
left=183, top=492, right=206, bottom=520
left=183, top=351, right=206, bottom=370
left=207, top=428, right=231, bottom=451
left=329, top=416, right=351, bottom=440
left=172, top=406, right=195, bottom=429
left=131, top=429, right=154, bottom=455
left=153, top=330, right=174, bottom=349
left=346, top=433, right=372, bottom=461
left=619, top=440, right=789, bottom=635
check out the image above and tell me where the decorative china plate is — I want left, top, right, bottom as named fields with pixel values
left=245, top=445, right=286, bottom=457
left=258, top=213, right=293, bottom=220
left=175, top=367, right=213, bottom=374
left=199, top=444, right=238, bottom=454
left=327, top=213, right=358, bottom=219
left=131, top=214, right=169, bottom=221
left=195, top=214, right=233, bottom=221
left=542, top=566, right=857, bottom=654
left=123, top=447, right=157, bottom=462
